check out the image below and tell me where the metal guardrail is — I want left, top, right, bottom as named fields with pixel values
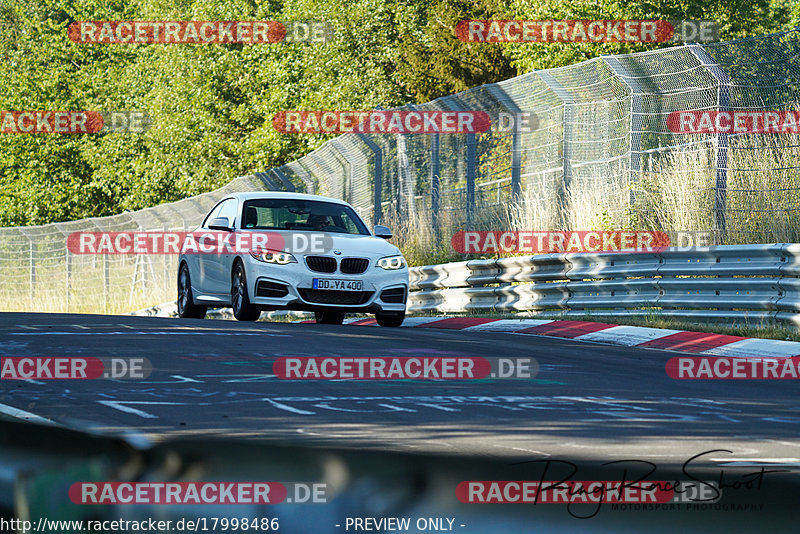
left=408, top=244, right=800, bottom=326
left=131, top=243, right=800, bottom=326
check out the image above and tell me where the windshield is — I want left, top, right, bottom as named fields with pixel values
left=241, top=198, right=370, bottom=235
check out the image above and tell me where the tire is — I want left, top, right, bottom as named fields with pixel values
left=231, top=262, right=260, bottom=321
left=376, top=311, right=405, bottom=327
left=177, top=264, right=207, bottom=319
left=315, top=309, right=346, bottom=325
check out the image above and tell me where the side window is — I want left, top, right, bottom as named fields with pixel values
left=202, top=201, right=225, bottom=228
left=217, top=199, right=239, bottom=227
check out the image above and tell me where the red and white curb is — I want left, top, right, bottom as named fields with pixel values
left=331, top=317, right=800, bottom=358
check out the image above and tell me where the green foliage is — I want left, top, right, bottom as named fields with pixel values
left=395, top=0, right=516, bottom=102
left=0, top=0, right=794, bottom=226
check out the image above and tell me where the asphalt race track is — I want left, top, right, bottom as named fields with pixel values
left=1, top=312, right=799, bottom=469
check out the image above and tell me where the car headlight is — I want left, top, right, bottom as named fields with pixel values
left=377, top=255, right=406, bottom=270
left=250, top=251, right=297, bottom=265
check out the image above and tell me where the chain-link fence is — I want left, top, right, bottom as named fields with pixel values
left=2, top=28, right=800, bottom=313
left=0, top=174, right=275, bottom=314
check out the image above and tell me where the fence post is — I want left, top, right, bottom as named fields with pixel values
left=254, top=171, right=279, bottom=191
left=357, top=134, right=383, bottom=226
left=687, top=44, right=730, bottom=243
left=537, top=71, right=574, bottom=224
left=65, top=243, right=71, bottom=312
left=396, top=133, right=409, bottom=220
left=137, top=212, right=168, bottom=305
left=485, top=84, right=522, bottom=202
left=104, top=253, right=109, bottom=313
left=465, top=133, right=476, bottom=228
left=285, top=162, right=316, bottom=194
left=430, top=133, right=441, bottom=241
left=308, top=148, right=347, bottom=201
left=330, top=139, right=354, bottom=204
left=440, top=95, right=476, bottom=228
left=271, top=168, right=296, bottom=191
left=602, top=55, right=644, bottom=207
left=28, top=236, right=34, bottom=308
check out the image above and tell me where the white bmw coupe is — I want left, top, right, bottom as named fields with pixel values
left=177, top=192, right=408, bottom=326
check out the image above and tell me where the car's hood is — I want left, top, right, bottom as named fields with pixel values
left=273, top=230, right=402, bottom=257
left=188, top=228, right=403, bottom=257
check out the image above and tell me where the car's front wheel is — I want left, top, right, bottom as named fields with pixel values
left=231, top=262, right=260, bottom=321
left=177, top=264, right=207, bottom=319
left=376, top=311, right=405, bottom=327
left=315, top=309, right=345, bottom=325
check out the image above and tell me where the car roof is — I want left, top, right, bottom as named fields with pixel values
left=220, top=191, right=352, bottom=205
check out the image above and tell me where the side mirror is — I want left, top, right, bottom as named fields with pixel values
left=208, top=217, right=233, bottom=232
left=373, top=225, right=392, bottom=239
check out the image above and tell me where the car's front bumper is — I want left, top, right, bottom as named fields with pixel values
left=243, top=255, right=408, bottom=313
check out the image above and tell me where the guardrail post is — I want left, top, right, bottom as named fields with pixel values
left=430, top=133, right=441, bottom=241
left=688, top=44, right=730, bottom=243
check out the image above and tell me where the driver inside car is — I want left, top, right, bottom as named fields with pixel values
left=307, top=214, right=332, bottom=230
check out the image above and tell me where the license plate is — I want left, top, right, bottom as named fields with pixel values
left=312, top=279, right=363, bottom=291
